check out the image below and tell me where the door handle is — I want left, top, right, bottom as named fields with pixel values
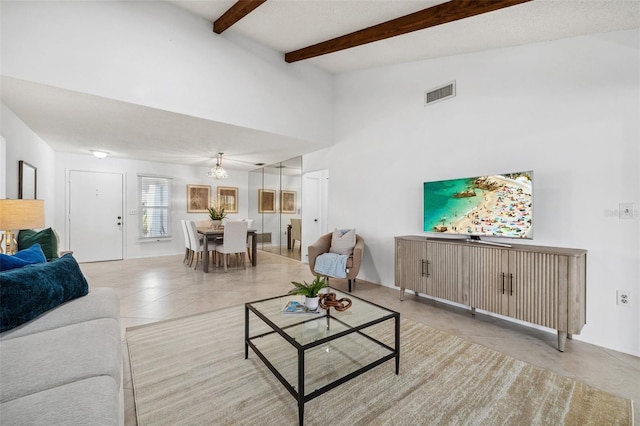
left=314, top=219, right=318, bottom=222
left=117, top=216, right=122, bottom=220
left=117, top=222, right=121, bottom=226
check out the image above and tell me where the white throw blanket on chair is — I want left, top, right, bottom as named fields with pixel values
left=313, top=253, right=348, bottom=278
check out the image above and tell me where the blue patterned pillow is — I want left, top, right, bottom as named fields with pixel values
left=0, top=243, right=47, bottom=271
left=0, top=253, right=89, bottom=332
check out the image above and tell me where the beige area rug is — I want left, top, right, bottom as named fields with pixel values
left=126, top=306, right=633, bottom=426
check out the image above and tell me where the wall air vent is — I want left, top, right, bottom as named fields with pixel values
left=425, top=81, right=456, bottom=106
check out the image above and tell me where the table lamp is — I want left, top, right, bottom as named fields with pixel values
left=0, top=199, right=45, bottom=254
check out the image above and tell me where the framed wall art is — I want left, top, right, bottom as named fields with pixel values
left=217, top=186, right=238, bottom=213
left=187, top=184, right=210, bottom=213
left=280, top=190, right=296, bottom=214
left=18, top=160, right=37, bottom=199
left=258, top=189, right=276, bottom=213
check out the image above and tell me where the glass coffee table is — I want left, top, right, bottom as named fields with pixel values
left=245, top=288, right=400, bottom=425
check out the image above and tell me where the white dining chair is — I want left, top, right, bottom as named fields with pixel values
left=186, top=220, right=205, bottom=269
left=215, top=221, right=248, bottom=272
left=290, top=218, right=302, bottom=250
left=180, top=220, right=191, bottom=264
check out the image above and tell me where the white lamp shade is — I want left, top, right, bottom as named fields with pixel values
left=0, top=199, right=45, bottom=230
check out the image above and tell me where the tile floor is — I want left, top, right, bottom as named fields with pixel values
left=80, top=251, right=639, bottom=425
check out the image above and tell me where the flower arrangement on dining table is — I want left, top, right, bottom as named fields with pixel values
left=208, top=200, right=227, bottom=221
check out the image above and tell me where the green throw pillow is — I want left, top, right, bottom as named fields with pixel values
left=18, top=228, right=59, bottom=261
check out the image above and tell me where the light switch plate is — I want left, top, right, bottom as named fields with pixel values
left=619, top=203, right=634, bottom=219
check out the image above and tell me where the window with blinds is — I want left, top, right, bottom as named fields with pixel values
left=138, top=175, right=171, bottom=239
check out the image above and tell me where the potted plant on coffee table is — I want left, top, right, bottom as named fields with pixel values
left=288, top=276, right=326, bottom=310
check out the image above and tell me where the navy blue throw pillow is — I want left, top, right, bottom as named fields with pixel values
left=0, top=253, right=89, bottom=332
left=0, top=243, right=47, bottom=271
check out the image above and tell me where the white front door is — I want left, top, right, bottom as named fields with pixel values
left=301, top=169, right=328, bottom=264
left=68, top=170, right=124, bottom=262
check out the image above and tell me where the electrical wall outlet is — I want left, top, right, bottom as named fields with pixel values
left=616, top=290, right=631, bottom=306
left=128, top=209, right=138, bottom=215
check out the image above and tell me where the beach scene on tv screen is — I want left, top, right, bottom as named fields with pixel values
left=424, top=172, right=533, bottom=239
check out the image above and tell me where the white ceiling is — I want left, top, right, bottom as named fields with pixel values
left=2, top=0, right=639, bottom=169
left=1, top=76, right=319, bottom=170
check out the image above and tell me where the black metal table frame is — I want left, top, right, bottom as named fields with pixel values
left=245, top=289, right=400, bottom=425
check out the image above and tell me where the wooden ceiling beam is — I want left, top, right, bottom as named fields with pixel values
left=285, top=0, right=531, bottom=63
left=214, top=0, right=267, bottom=34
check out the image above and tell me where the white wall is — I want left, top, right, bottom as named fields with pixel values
left=304, top=29, right=640, bottom=356
left=54, top=152, right=249, bottom=259
left=0, top=136, right=6, bottom=198
left=1, top=0, right=333, bottom=144
left=1, top=104, right=56, bottom=224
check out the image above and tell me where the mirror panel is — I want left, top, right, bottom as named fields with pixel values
left=248, top=156, right=302, bottom=260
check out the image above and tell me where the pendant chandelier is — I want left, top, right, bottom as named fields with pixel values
left=208, top=152, right=228, bottom=179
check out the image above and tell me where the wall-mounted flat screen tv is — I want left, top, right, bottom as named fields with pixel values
left=423, top=171, right=533, bottom=240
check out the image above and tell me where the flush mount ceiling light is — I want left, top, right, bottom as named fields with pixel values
left=207, top=152, right=228, bottom=179
left=90, top=150, right=109, bottom=159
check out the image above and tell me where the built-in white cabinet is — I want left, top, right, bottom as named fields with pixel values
left=395, top=236, right=587, bottom=351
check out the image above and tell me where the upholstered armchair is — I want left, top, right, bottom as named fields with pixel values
left=308, top=232, right=364, bottom=292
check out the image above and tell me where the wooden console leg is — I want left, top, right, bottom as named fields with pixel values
left=557, top=331, right=567, bottom=352
left=400, top=288, right=405, bottom=301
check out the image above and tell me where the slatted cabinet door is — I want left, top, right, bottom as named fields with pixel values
left=471, top=248, right=560, bottom=329
left=469, top=246, right=507, bottom=315
left=428, top=241, right=466, bottom=304
left=509, top=251, right=559, bottom=330
left=395, top=237, right=428, bottom=299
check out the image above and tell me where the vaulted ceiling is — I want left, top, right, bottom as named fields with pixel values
left=168, top=0, right=639, bottom=73
left=2, top=0, right=639, bottom=169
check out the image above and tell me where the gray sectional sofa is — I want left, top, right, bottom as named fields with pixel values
left=0, top=288, right=123, bottom=425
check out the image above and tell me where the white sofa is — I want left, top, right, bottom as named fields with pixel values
left=0, top=288, right=123, bottom=425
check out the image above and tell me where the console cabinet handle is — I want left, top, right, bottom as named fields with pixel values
left=502, top=272, right=506, bottom=294
left=510, top=273, right=514, bottom=295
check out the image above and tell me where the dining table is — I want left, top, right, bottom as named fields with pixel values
left=197, top=227, right=258, bottom=273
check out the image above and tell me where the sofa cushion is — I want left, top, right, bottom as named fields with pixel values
left=0, top=317, right=121, bottom=403
left=0, top=376, right=120, bottom=426
left=0, top=243, right=47, bottom=271
left=0, top=254, right=89, bottom=333
left=329, top=228, right=356, bottom=255
left=0, top=288, right=119, bottom=341
left=18, top=228, right=59, bottom=261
